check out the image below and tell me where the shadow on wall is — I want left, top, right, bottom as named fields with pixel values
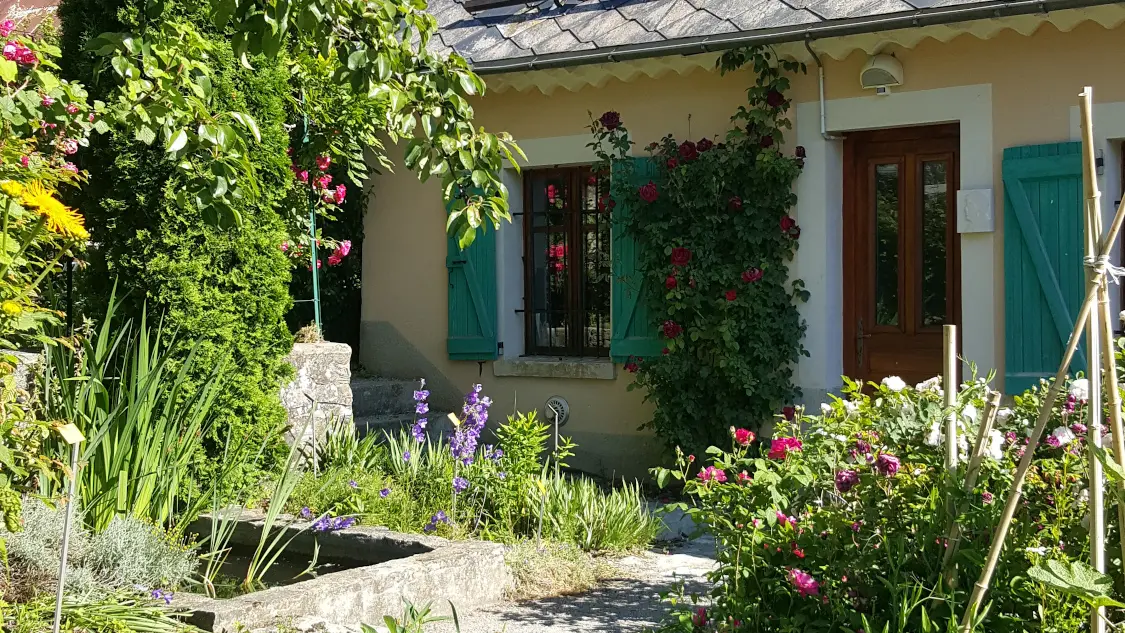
left=359, top=320, right=465, bottom=413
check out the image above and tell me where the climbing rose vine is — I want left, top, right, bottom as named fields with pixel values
left=590, top=46, right=809, bottom=453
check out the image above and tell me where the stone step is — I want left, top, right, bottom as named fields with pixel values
left=350, top=377, right=421, bottom=417
left=353, top=412, right=455, bottom=442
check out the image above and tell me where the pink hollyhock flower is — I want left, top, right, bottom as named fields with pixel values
left=65, top=103, right=79, bottom=114
left=40, top=94, right=54, bottom=107
left=315, top=155, right=331, bottom=170
left=734, top=428, right=755, bottom=446
left=327, top=254, right=342, bottom=266
left=788, top=568, right=820, bottom=597
left=0, top=20, right=13, bottom=38
left=333, top=183, right=346, bottom=204
left=768, top=437, right=802, bottom=459
left=337, top=240, right=352, bottom=257
left=62, top=139, right=78, bottom=155
left=19, top=155, right=28, bottom=167
left=316, top=174, right=332, bottom=189
left=62, top=162, right=78, bottom=173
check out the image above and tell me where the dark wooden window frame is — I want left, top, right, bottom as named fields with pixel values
left=521, top=165, right=610, bottom=358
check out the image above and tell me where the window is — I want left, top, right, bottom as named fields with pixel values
left=523, top=166, right=611, bottom=357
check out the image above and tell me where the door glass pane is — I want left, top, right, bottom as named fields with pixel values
left=873, top=163, right=900, bottom=326
left=921, top=160, right=948, bottom=327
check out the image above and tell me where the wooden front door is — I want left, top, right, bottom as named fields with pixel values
left=843, top=124, right=961, bottom=386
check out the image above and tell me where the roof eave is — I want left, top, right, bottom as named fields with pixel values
left=470, top=0, right=1117, bottom=74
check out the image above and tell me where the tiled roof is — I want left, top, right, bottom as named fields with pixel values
left=429, top=0, right=1117, bottom=70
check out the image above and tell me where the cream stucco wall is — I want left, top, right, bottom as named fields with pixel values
left=363, top=19, right=1125, bottom=477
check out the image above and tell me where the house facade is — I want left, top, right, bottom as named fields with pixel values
left=362, top=0, right=1125, bottom=477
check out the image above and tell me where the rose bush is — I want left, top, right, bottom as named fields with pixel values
left=589, top=46, right=809, bottom=453
left=653, top=374, right=1103, bottom=632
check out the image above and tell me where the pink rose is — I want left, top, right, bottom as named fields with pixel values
left=62, top=139, right=78, bottom=155
left=0, top=20, right=13, bottom=38
left=333, top=183, right=346, bottom=204
left=66, top=103, right=80, bottom=115
left=315, top=155, right=331, bottom=170
left=638, top=181, right=658, bottom=203
left=40, top=94, right=54, bottom=107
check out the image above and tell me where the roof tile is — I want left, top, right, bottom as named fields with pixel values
left=727, top=0, right=821, bottom=29
left=658, top=10, right=738, bottom=39
left=531, top=30, right=599, bottom=54
left=590, top=17, right=665, bottom=46
left=616, top=0, right=680, bottom=31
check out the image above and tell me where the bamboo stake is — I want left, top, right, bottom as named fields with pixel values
left=1080, top=86, right=1107, bottom=633
left=944, top=324, right=959, bottom=473
left=959, top=196, right=1125, bottom=633
left=1096, top=267, right=1125, bottom=570
left=959, top=88, right=1125, bottom=632
left=942, top=390, right=1002, bottom=583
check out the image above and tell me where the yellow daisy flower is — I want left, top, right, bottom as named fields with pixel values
left=0, top=180, right=23, bottom=198
left=17, top=181, right=89, bottom=240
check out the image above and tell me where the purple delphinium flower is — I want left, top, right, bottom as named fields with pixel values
left=412, top=418, right=428, bottom=442
left=451, top=384, right=492, bottom=464
left=834, top=470, right=859, bottom=493
left=497, top=472, right=506, bottom=480
left=380, top=487, right=391, bottom=498
left=150, top=589, right=173, bottom=604
left=453, top=477, right=469, bottom=494
left=313, top=515, right=356, bottom=532
left=300, top=506, right=312, bottom=519
left=403, top=450, right=411, bottom=462
left=424, top=510, right=451, bottom=533
left=875, top=453, right=900, bottom=477
left=416, top=401, right=430, bottom=415
left=348, top=480, right=358, bottom=489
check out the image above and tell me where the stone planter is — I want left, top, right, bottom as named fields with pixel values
left=280, top=342, right=354, bottom=450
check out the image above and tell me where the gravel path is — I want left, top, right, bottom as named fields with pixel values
left=429, top=536, right=716, bottom=633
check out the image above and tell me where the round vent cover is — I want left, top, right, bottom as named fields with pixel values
left=544, top=395, right=570, bottom=427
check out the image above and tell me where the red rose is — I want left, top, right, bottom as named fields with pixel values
left=665, top=275, right=677, bottom=290
left=780, top=216, right=796, bottom=232
left=546, top=184, right=557, bottom=204
left=678, top=141, right=698, bottom=161
left=624, top=360, right=639, bottom=373
left=728, top=196, right=742, bottom=210
left=670, top=247, right=692, bottom=266
left=734, top=428, right=756, bottom=446
left=599, top=111, right=621, bottom=130
left=795, top=145, right=806, bottom=158
left=666, top=157, right=678, bottom=169
left=760, top=135, right=774, bottom=148
left=725, top=289, right=737, bottom=302
left=697, top=138, right=714, bottom=152
left=662, top=320, right=683, bottom=339
left=782, top=405, right=796, bottom=421
left=638, top=181, right=659, bottom=203
left=766, top=90, right=785, bottom=108
left=742, top=267, right=763, bottom=283
left=587, top=175, right=597, bottom=185
left=662, top=347, right=670, bottom=355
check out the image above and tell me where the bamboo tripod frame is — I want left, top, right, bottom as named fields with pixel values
left=957, top=87, right=1125, bottom=632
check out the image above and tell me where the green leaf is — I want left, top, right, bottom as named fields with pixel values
left=374, top=55, right=391, bottom=82
left=134, top=125, right=157, bottom=145
left=0, top=59, right=17, bottom=83
left=230, top=112, right=261, bottom=143
left=1028, top=559, right=1124, bottom=607
left=211, top=0, right=236, bottom=27
left=165, top=128, right=188, bottom=153
left=347, top=49, right=368, bottom=71
left=458, top=149, right=473, bottom=170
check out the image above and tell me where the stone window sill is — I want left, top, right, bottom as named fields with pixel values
left=492, top=356, right=616, bottom=380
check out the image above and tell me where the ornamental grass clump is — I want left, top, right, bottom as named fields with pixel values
left=652, top=374, right=1103, bottom=632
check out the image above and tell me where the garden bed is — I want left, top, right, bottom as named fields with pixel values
left=179, top=513, right=510, bottom=632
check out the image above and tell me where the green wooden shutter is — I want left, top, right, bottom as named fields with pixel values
left=1003, top=142, right=1087, bottom=392
left=447, top=215, right=498, bottom=361
left=610, top=156, right=663, bottom=362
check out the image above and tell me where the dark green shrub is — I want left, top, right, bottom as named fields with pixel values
left=58, top=0, right=296, bottom=482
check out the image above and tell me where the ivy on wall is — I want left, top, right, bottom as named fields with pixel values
left=591, top=46, right=810, bottom=453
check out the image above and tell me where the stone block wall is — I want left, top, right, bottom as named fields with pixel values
left=280, top=342, right=353, bottom=451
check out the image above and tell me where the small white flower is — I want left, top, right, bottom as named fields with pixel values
left=882, top=376, right=907, bottom=392
left=915, top=376, right=941, bottom=392
left=995, top=407, right=1014, bottom=422
left=961, top=403, right=978, bottom=422
left=832, top=434, right=848, bottom=442
left=820, top=402, right=832, bottom=415
left=986, top=429, right=1005, bottom=461
left=1025, top=546, right=1047, bottom=555
left=1079, top=488, right=1090, bottom=504
left=912, top=468, right=923, bottom=476
left=1051, top=426, right=1077, bottom=446
left=1069, top=378, right=1089, bottom=402
left=926, top=420, right=943, bottom=447
left=842, top=400, right=859, bottom=415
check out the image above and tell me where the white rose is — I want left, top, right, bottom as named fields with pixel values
left=1069, top=378, right=1089, bottom=402
left=843, top=400, right=859, bottom=415
left=926, top=420, right=943, bottom=447
left=820, top=402, right=833, bottom=415
left=1025, top=546, right=1047, bottom=555
left=882, top=376, right=907, bottom=392
left=995, top=408, right=1014, bottom=422
left=832, top=434, right=848, bottom=442
left=961, top=403, right=978, bottom=422
left=986, top=429, right=1005, bottom=461
left=1051, top=426, right=1076, bottom=446
left=915, top=376, right=941, bottom=392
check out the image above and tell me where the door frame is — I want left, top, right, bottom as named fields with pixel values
left=842, top=123, right=963, bottom=382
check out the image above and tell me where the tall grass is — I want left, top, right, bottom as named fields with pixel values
left=41, top=294, right=228, bottom=533
left=534, top=475, right=661, bottom=553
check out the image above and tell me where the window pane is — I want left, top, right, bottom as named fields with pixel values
left=921, top=160, right=949, bottom=327
left=873, top=163, right=900, bottom=327
left=530, top=231, right=569, bottom=351
left=582, top=177, right=611, bottom=352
